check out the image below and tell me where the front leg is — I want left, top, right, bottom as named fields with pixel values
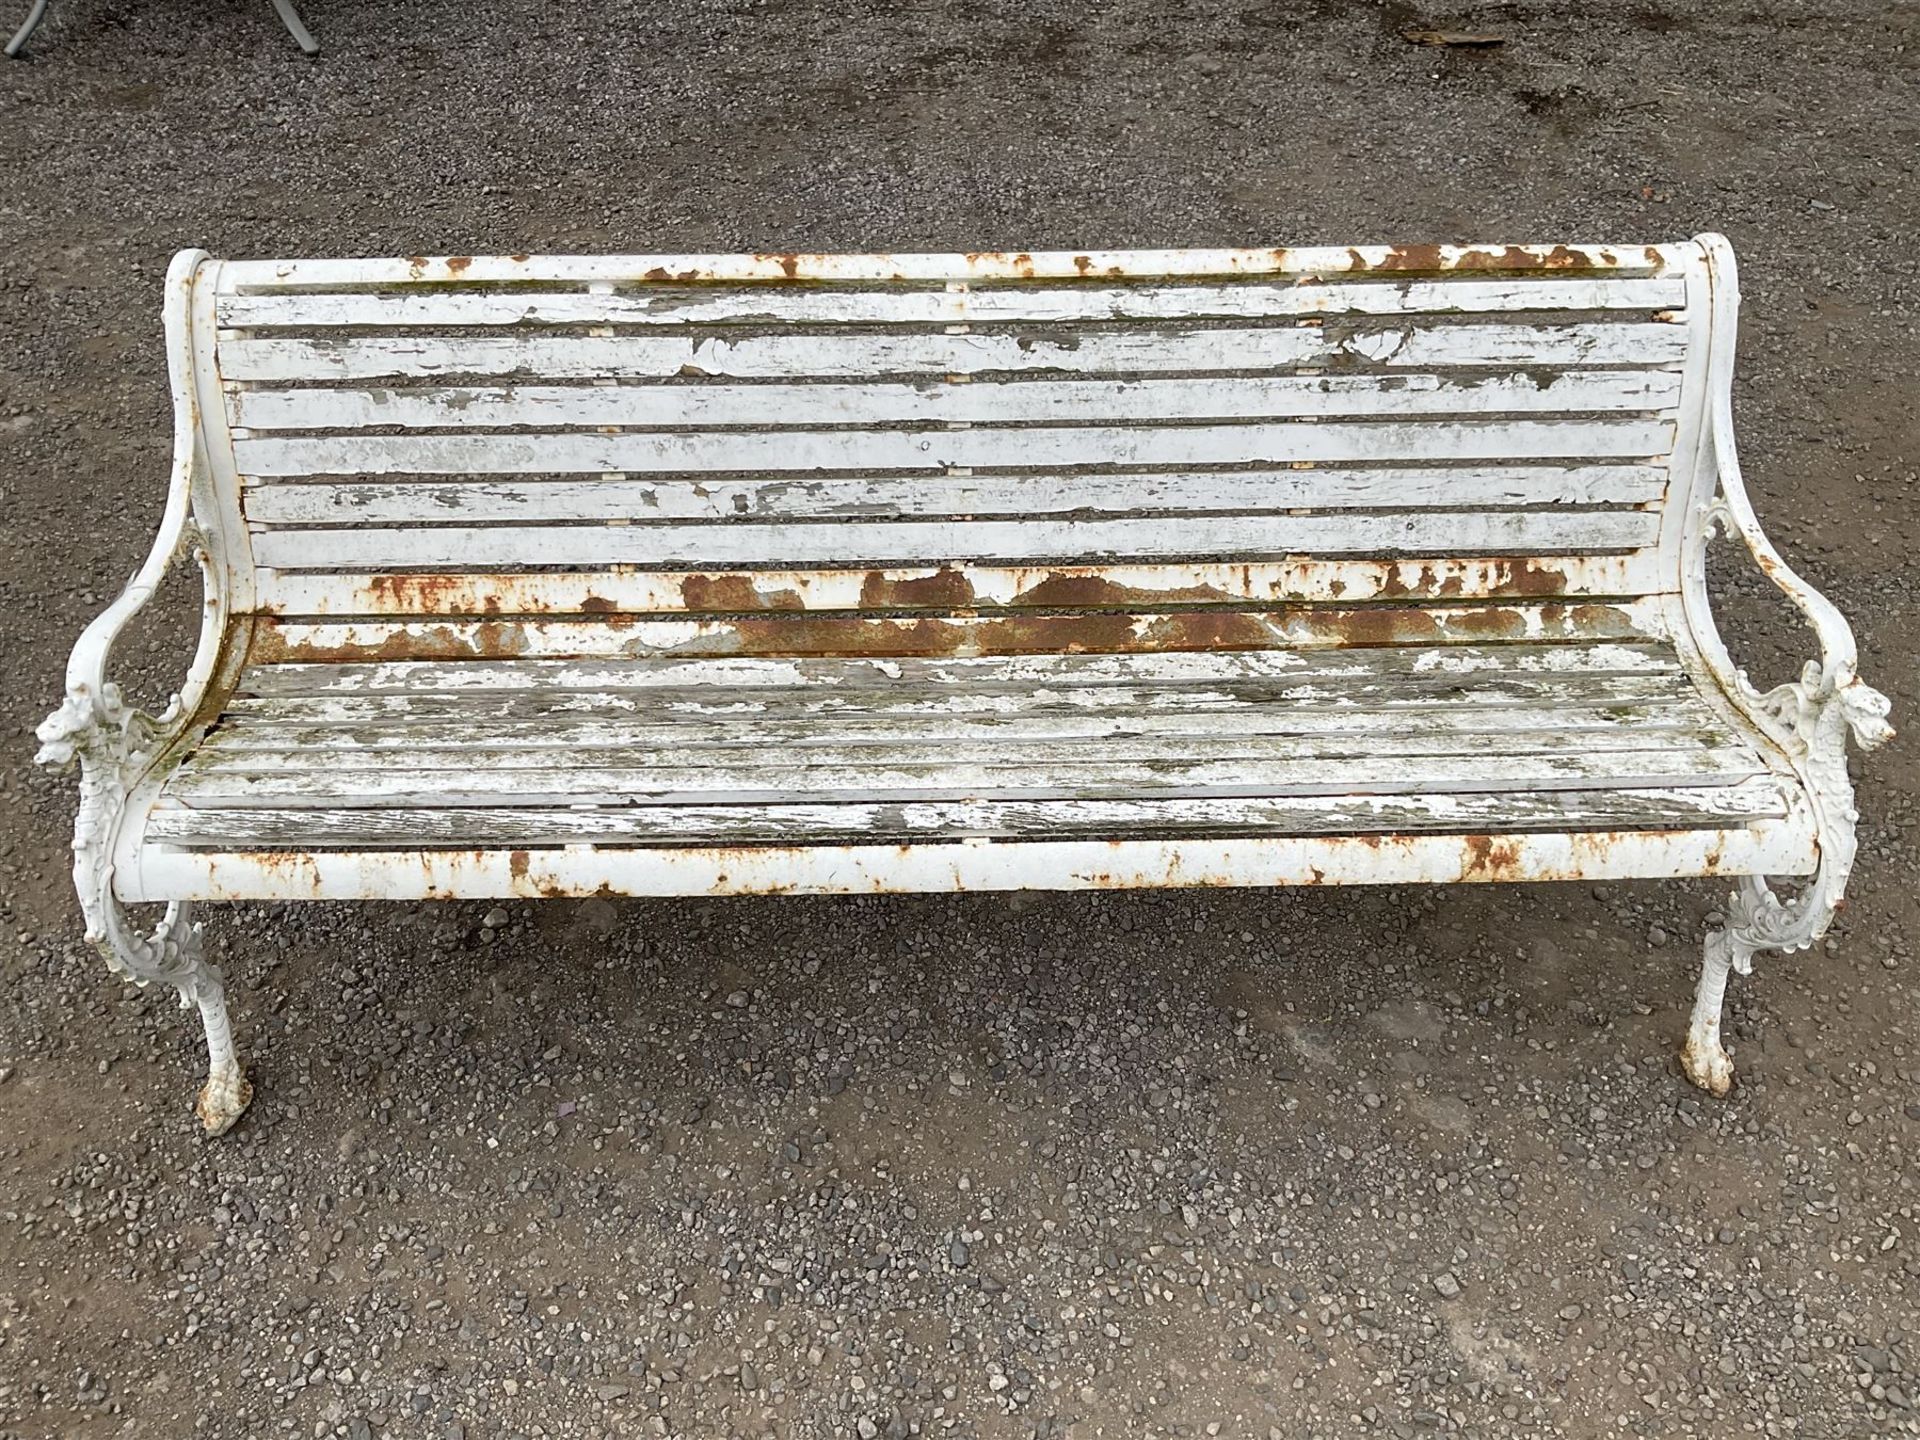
left=94, top=897, right=253, bottom=1136
left=1682, top=865, right=1843, bottom=1098
left=39, top=689, right=251, bottom=1136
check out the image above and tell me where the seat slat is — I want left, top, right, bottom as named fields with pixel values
left=217, top=322, right=1689, bottom=383
left=223, top=670, right=1696, bottom=722
left=237, top=641, right=1682, bottom=696
left=188, top=721, right=1735, bottom=771
left=143, top=779, right=1787, bottom=851
left=196, top=695, right=1720, bottom=753
left=247, top=512, right=1662, bottom=571
left=214, top=277, right=1687, bottom=331
left=164, top=745, right=1765, bottom=809
left=229, top=372, right=1684, bottom=433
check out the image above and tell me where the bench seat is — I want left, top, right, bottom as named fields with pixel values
left=40, top=240, right=1889, bottom=1132
left=122, top=639, right=1810, bottom=899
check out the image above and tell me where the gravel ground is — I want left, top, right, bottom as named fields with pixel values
left=2, top=3, right=1918, bottom=1437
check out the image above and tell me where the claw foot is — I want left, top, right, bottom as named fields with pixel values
left=195, top=1063, right=253, bottom=1136
left=1680, top=1030, right=1734, bottom=1097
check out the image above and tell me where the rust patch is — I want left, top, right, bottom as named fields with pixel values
left=509, top=253, right=531, bottom=263
left=365, top=573, right=494, bottom=615
left=444, top=256, right=473, bottom=276
left=1073, top=254, right=1093, bottom=275
left=679, top=573, right=806, bottom=613
left=1360, top=243, right=1644, bottom=274
left=1140, top=611, right=1277, bottom=651
left=1498, top=558, right=1573, bottom=597
left=509, top=850, right=530, bottom=880
left=253, top=620, right=532, bottom=663
left=1009, top=571, right=1236, bottom=609
left=1444, top=606, right=1529, bottom=642
left=857, top=568, right=977, bottom=610
left=1569, top=603, right=1636, bottom=636
left=1460, top=834, right=1525, bottom=882
left=1316, top=606, right=1446, bottom=648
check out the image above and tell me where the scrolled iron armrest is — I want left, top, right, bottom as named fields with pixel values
left=38, top=248, right=229, bottom=799
left=35, top=505, right=219, bottom=780
left=1696, top=452, right=1893, bottom=768
left=1688, top=232, right=1892, bottom=771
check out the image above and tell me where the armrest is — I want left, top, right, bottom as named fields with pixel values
left=1683, top=234, right=1893, bottom=764
left=36, top=250, right=231, bottom=781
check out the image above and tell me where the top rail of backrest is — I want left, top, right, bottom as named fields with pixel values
left=212, top=243, right=1691, bottom=289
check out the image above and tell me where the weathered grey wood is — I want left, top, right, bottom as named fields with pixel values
left=164, top=743, right=1765, bottom=808
left=238, top=641, right=1684, bottom=696
left=195, top=695, right=1723, bottom=753
left=229, top=373, right=1684, bottom=433
left=143, top=777, right=1790, bottom=849
left=187, top=721, right=1737, bottom=773
left=223, top=670, right=1699, bottom=725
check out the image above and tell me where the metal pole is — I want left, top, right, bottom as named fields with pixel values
left=4, top=0, right=49, bottom=58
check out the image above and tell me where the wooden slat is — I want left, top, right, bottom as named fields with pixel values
left=232, top=417, right=1672, bottom=480
left=215, top=277, right=1687, bottom=332
left=246, top=512, right=1663, bottom=571
left=196, top=695, right=1721, bottom=753
left=143, top=779, right=1787, bottom=850
left=241, top=465, right=1671, bottom=526
left=188, top=722, right=1735, bottom=773
left=213, top=246, right=1679, bottom=290
left=236, top=641, right=1683, bottom=696
left=251, top=554, right=1669, bottom=618
left=227, top=371, right=1685, bottom=433
left=164, top=743, right=1765, bottom=808
left=222, top=670, right=1699, bottom=723
left=245, top=602, right=1664, bottom=666
left=216, top=323, right=1689, bottom=383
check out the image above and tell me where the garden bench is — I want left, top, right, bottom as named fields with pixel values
left=38, top=239, right=1890, bottom=1135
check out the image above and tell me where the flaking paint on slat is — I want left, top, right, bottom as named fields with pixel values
left=250, top=554, right=1667, bottom=617
left=229, top=372, right=1684, bottom=433
left=245, top=602, right=1665, bottom=666
left=218, top=322, right=1689, bottom=383
left=246, top=512, right=1663, bottom=571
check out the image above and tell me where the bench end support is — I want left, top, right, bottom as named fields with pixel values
left=1682, top=928, right=1746, bottom=1096
left=193, top=971, right=253, bottom=1135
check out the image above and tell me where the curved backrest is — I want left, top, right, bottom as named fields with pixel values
left=180, top=244, right=1717, bottom=664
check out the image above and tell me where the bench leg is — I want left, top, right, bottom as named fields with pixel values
left=1683, top=868, right=1846, bottom=1097
left=1682, top=925, right=1749, bottom=1096
left=95, top=898, right=253, bottom=1135
left=4, top=0, right=50, bottom=57
left=268, top=0, right=319, bottom=54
